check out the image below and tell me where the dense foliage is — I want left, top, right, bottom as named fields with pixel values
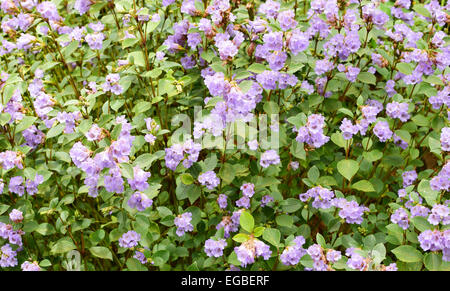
left=0, top=0, right=449, bottom=271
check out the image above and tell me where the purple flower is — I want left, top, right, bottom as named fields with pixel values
left=280, top=236, right=306, bottom=266
left=9, top=209, right=23, bottom=223
left=9, top=176, right=24, bottom=196
left=74, top=0, right=92, bottom=15
left=104, top=167, right=124, bottom=194
left=102, top=73, right=123, bottom=95
left=428, top=204, right=449, bottom=225
left=216, top=40, right=238, bottom=60
left=217, top=194, right=227, bottom=209
left=441, top=127, right=450, bottom=151
left=204, top=238, right=227, bottom=257
left=260, top=195, right=274, bottom=207
left=128, top=192, right=153, bottom=211
left=391, top=207, right=409, bottom=230
left=26, top=174, right=44, bottom=196
left=128, top=167, right=151, bottom=192
left=198, top=171, right=220, bottom=190
left=240, top=183, right=255, bottom=198
left=340, top=118, right=359, bottom=140
left=85, top=33, right=105, bottom=50
left=315, top=59, right=334, bottom=75
left=277, top=10, right=297, bottom=31
left=0, top=244, right=17, bottom=267
left=21, top=261, right=41, bottom=271
left=119, top=230, right=141, bottom=248
left=174, top=212, right=194, bottom=236
left=235, top=239, right=271, bottom=267
left=386, top=101, right=410, bottom=122
left=0, top=151, right=23, bottom=170
left=260, top=150, right=280, bottom=168
left=373, top=121, right=393, bottom=142
left=402, top=170, right=417, bottom=188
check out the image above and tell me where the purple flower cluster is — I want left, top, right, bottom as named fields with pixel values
left=373, top=121, right=393, bottom=142
left=128, top=192, right=153, bottom=212
left=295, top=114, right=329, bottom=148
left=9, top=209, right=23, bottom=223
left=204, top=238, right=227, bottom=258
left=236, top=183, right=255, bottom=209
left=118, top=230, right=141, bottom=248
left=260, top=195, right=274, bottom=207
left=234, top=238, right=271, bottom=267
left=402, top=170, right=417, bottom=188
left=0, top=151, right=23, bottom=170
left=427, top=204, right=449, bottom=226
left=198, top=171, right=220, bottom=190
left=306, top=244, right=329, bottom=271
left=165, top=139, right=201, bottom=171
left=260, top=150, right=281, bottom=168
left=216, top=210, right=241, bottom=238
left=441, top=127, right=450, bottom=151
left=386, top=101, right=410, bottom=122
left=430, top=162, right=450, bottom=192
left=332, top=198, right=369, bottom=225
left=345, top=248, right=368, bottom=271
left=340, top=118, right=359, bottom=140
left=0, top=244, right=18, bottom=267
left=102, top=74, right=123, bottom=95
left=0, top=221, right=24, bottom=248
left=299, top=186, right=335, bottom=209
left=174, top=212, right=194, bottom=237
left=217, top=194, right=227, bottom=209
left=418, top=229, right=450, bottom=262
left=391, top=207, right=409, bottom=230
left=280, top=236, right=306, bottom=266
left=21, top=261, right=41, bottom=271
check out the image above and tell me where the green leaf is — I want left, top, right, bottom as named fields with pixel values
left=392, top=245, right=423, bottom=263
left=232, top=233, right=250, bottom=243
left=331, top=132, right=346, bottom=148
left=371, top=243, right=386, bottom=265
left=337, top=159, right=359, bottom=181
left=396, top=63, right=413, bottom=75
left=424, top=253, right=450, bottom=271
left=280, top=198, right=302, bottom=213
left=417, top=180, right=439, bottom=205
left=316, top=233, right=326, bottom=248
left=351, top=180, right=375, bottom=192
left=119, top=163, right=134, bottom=180
left=239, top=211, right=254, bottom=233
left=307, top=166, right=319, bottom=184
left=89, top=247, right=113, bottom=261
left=126, top=258, right=147, bottom=271
left=363, top=150, right=383, bottom=162
left=276, top=214, right=293, bottom=227
left=15, top=116, right=37, bottom=133
left=413, top=4, right=431, bottom=18
left=180, top=173, right=194, bottom=185
left=0, top=113, right=11, bottom=126
left=253, top=226, right=265, bottom=237
left=411, top=216, right=432, bottom=232
left=263, top=228, right=281, bottom=247
left=46, top=122, right=66, bottom=138
left=357, top=72, right=376, bottom=85
left=247, top=63, right=267, bottom=74
left=51, top=238, right=77, bottom=254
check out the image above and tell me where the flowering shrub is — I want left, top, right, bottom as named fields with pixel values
left=0, top=0, right=449, bottom=271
